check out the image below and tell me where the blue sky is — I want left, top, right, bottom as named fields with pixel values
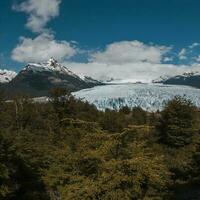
left=1, top=0, right=200, bottom=81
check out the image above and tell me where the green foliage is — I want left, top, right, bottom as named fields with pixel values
left=0, top=132, right=12, bottom=198
left=158, top=96, right=197, bottom=147
left=43, top=130, right=171, bottom=200
left=0, top=90, right=200, bottom=199
left=99, top=109, right=125, bottom=132
left=132, top=107, right=147, bottom=125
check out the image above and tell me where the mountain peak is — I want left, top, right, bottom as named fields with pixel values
left=2, top=59, right=103, bottom=97
left=47, top=57, right=58, bottom=67
left=25, top=58, right=79, bottom=78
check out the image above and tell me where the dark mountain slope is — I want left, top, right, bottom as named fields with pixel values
left=153, top=72, right=200, bottom=88
left=1, top=58, right=103, bottom=97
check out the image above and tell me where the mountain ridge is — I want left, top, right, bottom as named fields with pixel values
left=153, top=71, right=200, bottom=88
left=0, top=58, right=103, bottom=97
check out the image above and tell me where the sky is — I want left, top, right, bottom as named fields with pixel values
left=1, top=0, right=200, bottom=82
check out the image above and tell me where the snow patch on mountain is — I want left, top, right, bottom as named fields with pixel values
left=173, top=71, right=200, bottom=80
left=0, top=69, right=17, bottom=83
left=153, top=71, right=200, bottom=83
left=23, top=58, right=81, bottom=79
left=152, top=75, right=171, bottom=83
left=22, top=58, right=103, bottom=84
left=83, top=76, right=102, bottom=84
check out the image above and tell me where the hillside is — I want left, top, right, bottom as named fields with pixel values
left=153, top=71, right=200, bottom=88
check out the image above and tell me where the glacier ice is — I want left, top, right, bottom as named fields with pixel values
left=73, top=83, right=200, bottom=111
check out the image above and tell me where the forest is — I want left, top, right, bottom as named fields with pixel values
left=0, top=88, right=200, bottom=200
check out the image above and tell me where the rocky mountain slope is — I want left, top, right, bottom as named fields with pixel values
left=153, top=71, right=200, bottom=88
left=1, top=58, right=103, bottom=97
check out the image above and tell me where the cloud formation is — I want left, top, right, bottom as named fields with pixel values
left=63, top=41, right=199, bottom=82
left=65, top=61, right=198, bottom=83
left=11, top=0, right=77, bottom=64
left=195, top=55, right=200, bottom=62
left=12, top=32, right=200, bottom=82
left=163, top=57, right=173, bottom=62
left=13, top=0, right=61, bottom=33
left=90, top=41, right=171, bottom=64
left=189, top=42, right=200, bottom=49
left=12, top=33, right=77, bottom=63
left=178, top=48, right=187, bottom=60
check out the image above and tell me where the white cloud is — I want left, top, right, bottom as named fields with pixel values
left=65, top=61, right=198, bottom=83
left=189, top=42, right=200, bottom=49
left=11, top=0, right=75, bottom=63
left=178, top=48, right=187, bottom=60
left=163, top=57, right=173, bottom=62
left=13, top=0, right=61, bottom=33
left=61, top=41, right=199, bottom=83
left=90, top=41, right=171, bottom=64
left=11, top=33, right=77, bottom=63
left=11, top=28, right=200, bottom=82
left=195, top=55, right=200, bottom=62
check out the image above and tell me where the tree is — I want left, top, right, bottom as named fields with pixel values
left=132, top=107, right=147, bottom=125
left=43, top=130, right=171, bottom=200
left=158, top=96, right=197, bottom=147
left=99, top=109, right=125, bottom=132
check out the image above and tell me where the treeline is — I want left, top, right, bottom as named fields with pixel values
left=0, top=88, right=200, bottom=200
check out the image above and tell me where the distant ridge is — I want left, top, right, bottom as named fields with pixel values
left=153, top=71, right=200, bottom=88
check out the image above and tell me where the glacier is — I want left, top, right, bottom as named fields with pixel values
left=73, top=83, right=200, bottom=112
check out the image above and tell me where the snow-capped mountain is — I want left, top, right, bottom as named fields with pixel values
left=3, top=58, right=103, bottom=97
left=22, top=58, right=103, bottom=83
left=23, top=58, right=81, bottom=78
left=0, top=69, right=17, bottom=83
left=153, top=71, right=200, bottom=88
left=83, top=76, right=103, bottom=84
left=152, top=75, right=171, bottom=83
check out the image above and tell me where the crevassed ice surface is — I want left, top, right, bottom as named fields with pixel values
left=73, top=83, right=200, bottom=111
